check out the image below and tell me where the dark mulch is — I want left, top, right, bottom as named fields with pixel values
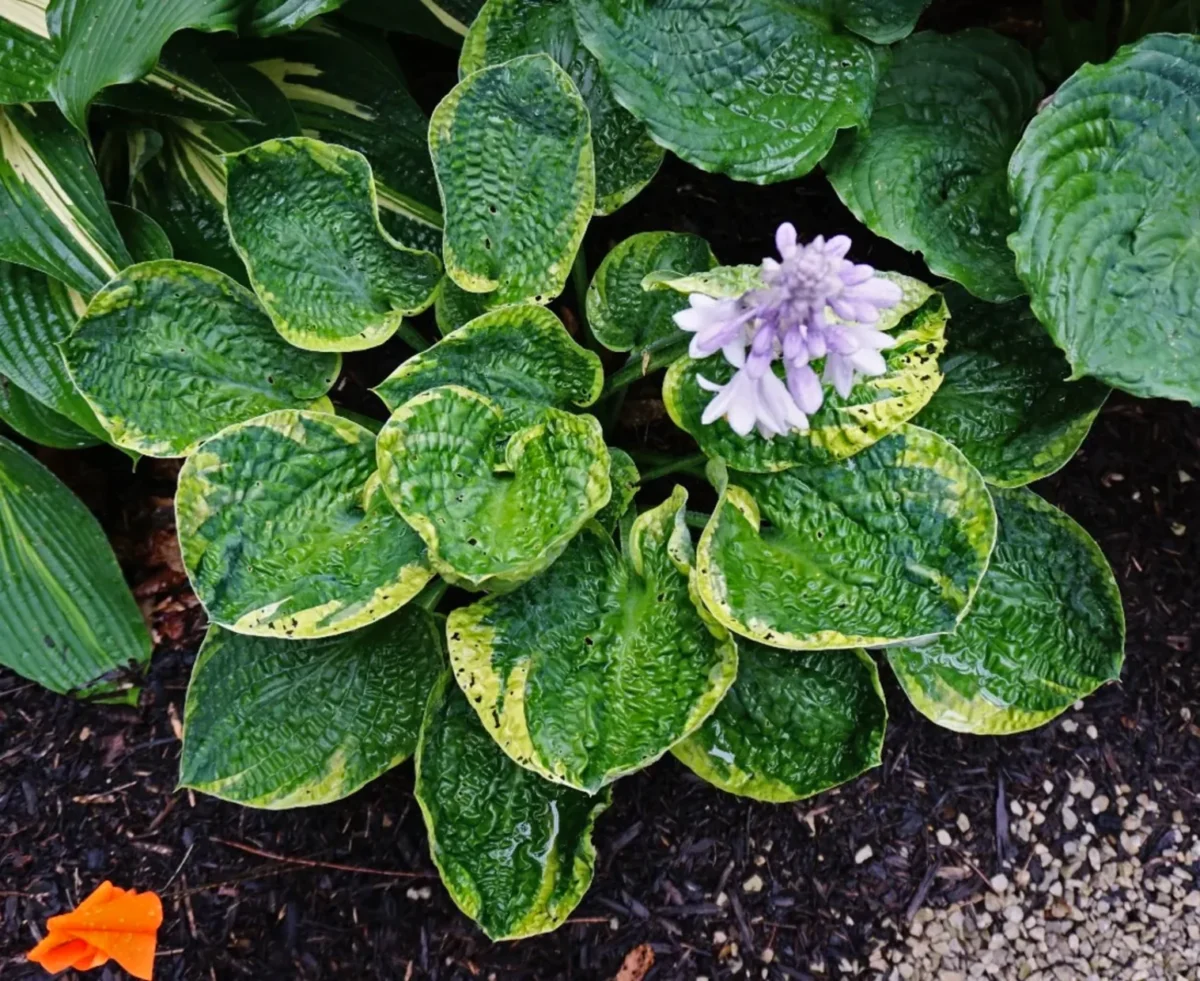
left=4, top=4, right=1199, bottom=978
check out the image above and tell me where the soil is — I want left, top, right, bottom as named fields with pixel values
left=4, top=3, right=1199, bottom=980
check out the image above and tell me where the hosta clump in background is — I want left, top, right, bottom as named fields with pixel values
left=8, top=0, right=1193, bottom=944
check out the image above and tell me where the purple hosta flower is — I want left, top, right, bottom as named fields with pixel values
left=673, top=223, right=904, bottom=438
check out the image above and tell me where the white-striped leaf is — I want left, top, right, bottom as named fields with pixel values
left=0, top=102, right=131, bottom=295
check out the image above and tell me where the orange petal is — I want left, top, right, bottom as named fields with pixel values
left=74, top=947, right=111, bottom=971
left=51, top=888, right=163, bottom=934
left=27, top=936, right=95, bottom=974
left=69, top=929, right=157, bottom=980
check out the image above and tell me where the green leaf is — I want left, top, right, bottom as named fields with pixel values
left=408, top=0, right=485, bottom=35
left=0, top=103, right=132, bottom=295
left=45, top=0, right=243, bottom=132
left=110, top=203, right=174, bottom=263
left=340, top=0, right=470, bottom=43
left=665, top=273, right=948, bottom=471
left=377, top=385, right=611, bottom=589
left=0, top=373, right=99, bottom=448
left=0, top=262, right=108, bottom=443
left=587, top=232, right=716, bottom=353
left=244, top=0, right=347, bottom=34
left=177, top=409, right=432, bottom=639
left=433, top=277, right=514, bottom=334
left=0, top=435, right=151, bottom=698
left=95, top=33, right=256, bottom=122
left=696, top=425, right=996, bottom=650
left=430, top=53, right=594, bottom=303
left=416, top=673, right=609, bottom=940
left=447, top=487, right=737, bottom=792
left=225, top=138, right=442, bottom=353
left=461, top=0, right=661, bottom=215
left=594, top=447, right=637, bottom=531
left=673, top=643, right=886, bottom=802
left=888, top=487, right=1124, bottom=734
left=244, top=24, right=443, bottom=251
left=642, top=263, right=763, bottom=299
left=835, top=0, right=930, bottom=44
left=825, top=31, right=1042, bottom=302
left=0, top=4, right=58, bottom=105
left=180, top=609, right=444, bottom=808
left=1008, top=34, right=1200, bottom=403
left=914, top=286, right=1109, bottom=488
left=61, top=260, right=340, bottom=457
left=571, top=0, right=878, bottom=184
left=374, top=304, right=602, bottom=424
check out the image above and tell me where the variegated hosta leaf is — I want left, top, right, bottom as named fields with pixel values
left=180, top=608, right=444, bottom=808
left=0, top=262, right=107, bottom=443
left=673, top=642, right=886, bottom=802
left=0, top=103, right=132, bottom=295
left=1008, top=34, right=1200, bottom=403
left=825, top=30, right=1043, bottom=302
left=373, top=304, right=602, bottom=425
left=448, top=487, right=738, bottom=793
left=642, top=263, right=762, bottom=299
left=421, top=0, right=486, bottom=34
left=244, top=0, right=347, bottom=35
left=225, top=138, right=442, bottom=353
left=416, top=673, right=609, bottom=941
left=888, top=487, right=1124, bottom=735
left=339, top=0, right=468, bottom=43
left=430, top=53, right=594, bottom=304
left=110, top=203, right=174, bottom=263
left=915, top=286, right=1109, bottom=488
left=0, top=436, right=151, bottom=700
left=461, top=0, right=661, bottom=215
left=0, top=1, right=58, bottom=104
left=571, top=0, right=878, bottom=184
left=0, top=373, right=99, bottom=448
left=245, top=24, right=443, bottom=252
left=594, top=447, right=637, bottom=531
left=433, top=277, right=513, bottom=334
left=376, top=385, right=611, bottom=590
left=696, top=426, right=996, bottom=650
left=61, top=261, right=340, bottom=457
left=45, top=0, right=243, bottom=132
left=664, top=274, right=948, bottom=472
left=177, top=410, right=433, bottom=638
left=587, top=231, right=716, bottom=353
left=835, top=0, right=930, bottom=44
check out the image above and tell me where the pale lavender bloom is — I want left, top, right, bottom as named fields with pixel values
left=672, top=223, right=903, bottom=438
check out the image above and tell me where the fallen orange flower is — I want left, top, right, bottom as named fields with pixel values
left=27, top=881, right=163, bottom=979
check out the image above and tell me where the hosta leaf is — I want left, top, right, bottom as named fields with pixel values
left=244, top=0, right=347, bottom=35
left=377, top=385, right=610, bottom=589
left=825, top=30, right=1042, bottom=302
left=434, top=278, right=513, bottom=334
left=45, top=0, right=243, bottom=132
left=0, top=3, right=58, bottom=104
left=664, top=274, right=948, bottom=471
left=448, top=487, right=737, bottom=792
left=339, top=0, right=469, bottom=43
left=245, top=24, right=443, bottom=251
left=110, top=203, right=174, bottom=263
left=225, top=138, right=442, bottom=353
left=571, top=0, right=878, bottom=184
left=0, top=374, right=99, bottom=449
left=594, top=447, right=637, bottom=530
left=835, top=0, right=929, bottom=44
left=0, top=103, right=132, bottom=295
left=587, top=232, right=716, bottom=353
left=915, top=286, right=1109, bottom=488
left=62, top=261, right=339, bottom=457
left=177, top=410, right=432, bottom=639
left=1008, top=34, right=1200, bottom=403
left=462, top=0, right=661, bottom=215
left=180, top=609, right=444, bottom=808
left=0, top=262, right=107, bottom=443
left=373, top=304, right=602, bottom=424
left=673, top=643, right=886, bottom=802
left=642, top=263, right=762, bottom=299
left=416, top=673, right=609, bottom=940
left=888, top=487, right=1124, bottom=734
left=696, top=425, right=996, bottom=650
left=0, top=436, right=151, bottom=698
left=430, top=53, right=594, bottom=303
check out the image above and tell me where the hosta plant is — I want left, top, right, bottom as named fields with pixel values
left=8, top=0, right=1196, bottom=942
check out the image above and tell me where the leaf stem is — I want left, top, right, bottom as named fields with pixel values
left=684, top=509, right=712, bottom=530
left=571, top=247, right=600, bottom=353
left=398, top=323, right=431, bottom=351
left=602, top=334, right=690, bottom=396
left=417, top=578, right=450, bottom=611
left=638, top=452, right=708, bottom=483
